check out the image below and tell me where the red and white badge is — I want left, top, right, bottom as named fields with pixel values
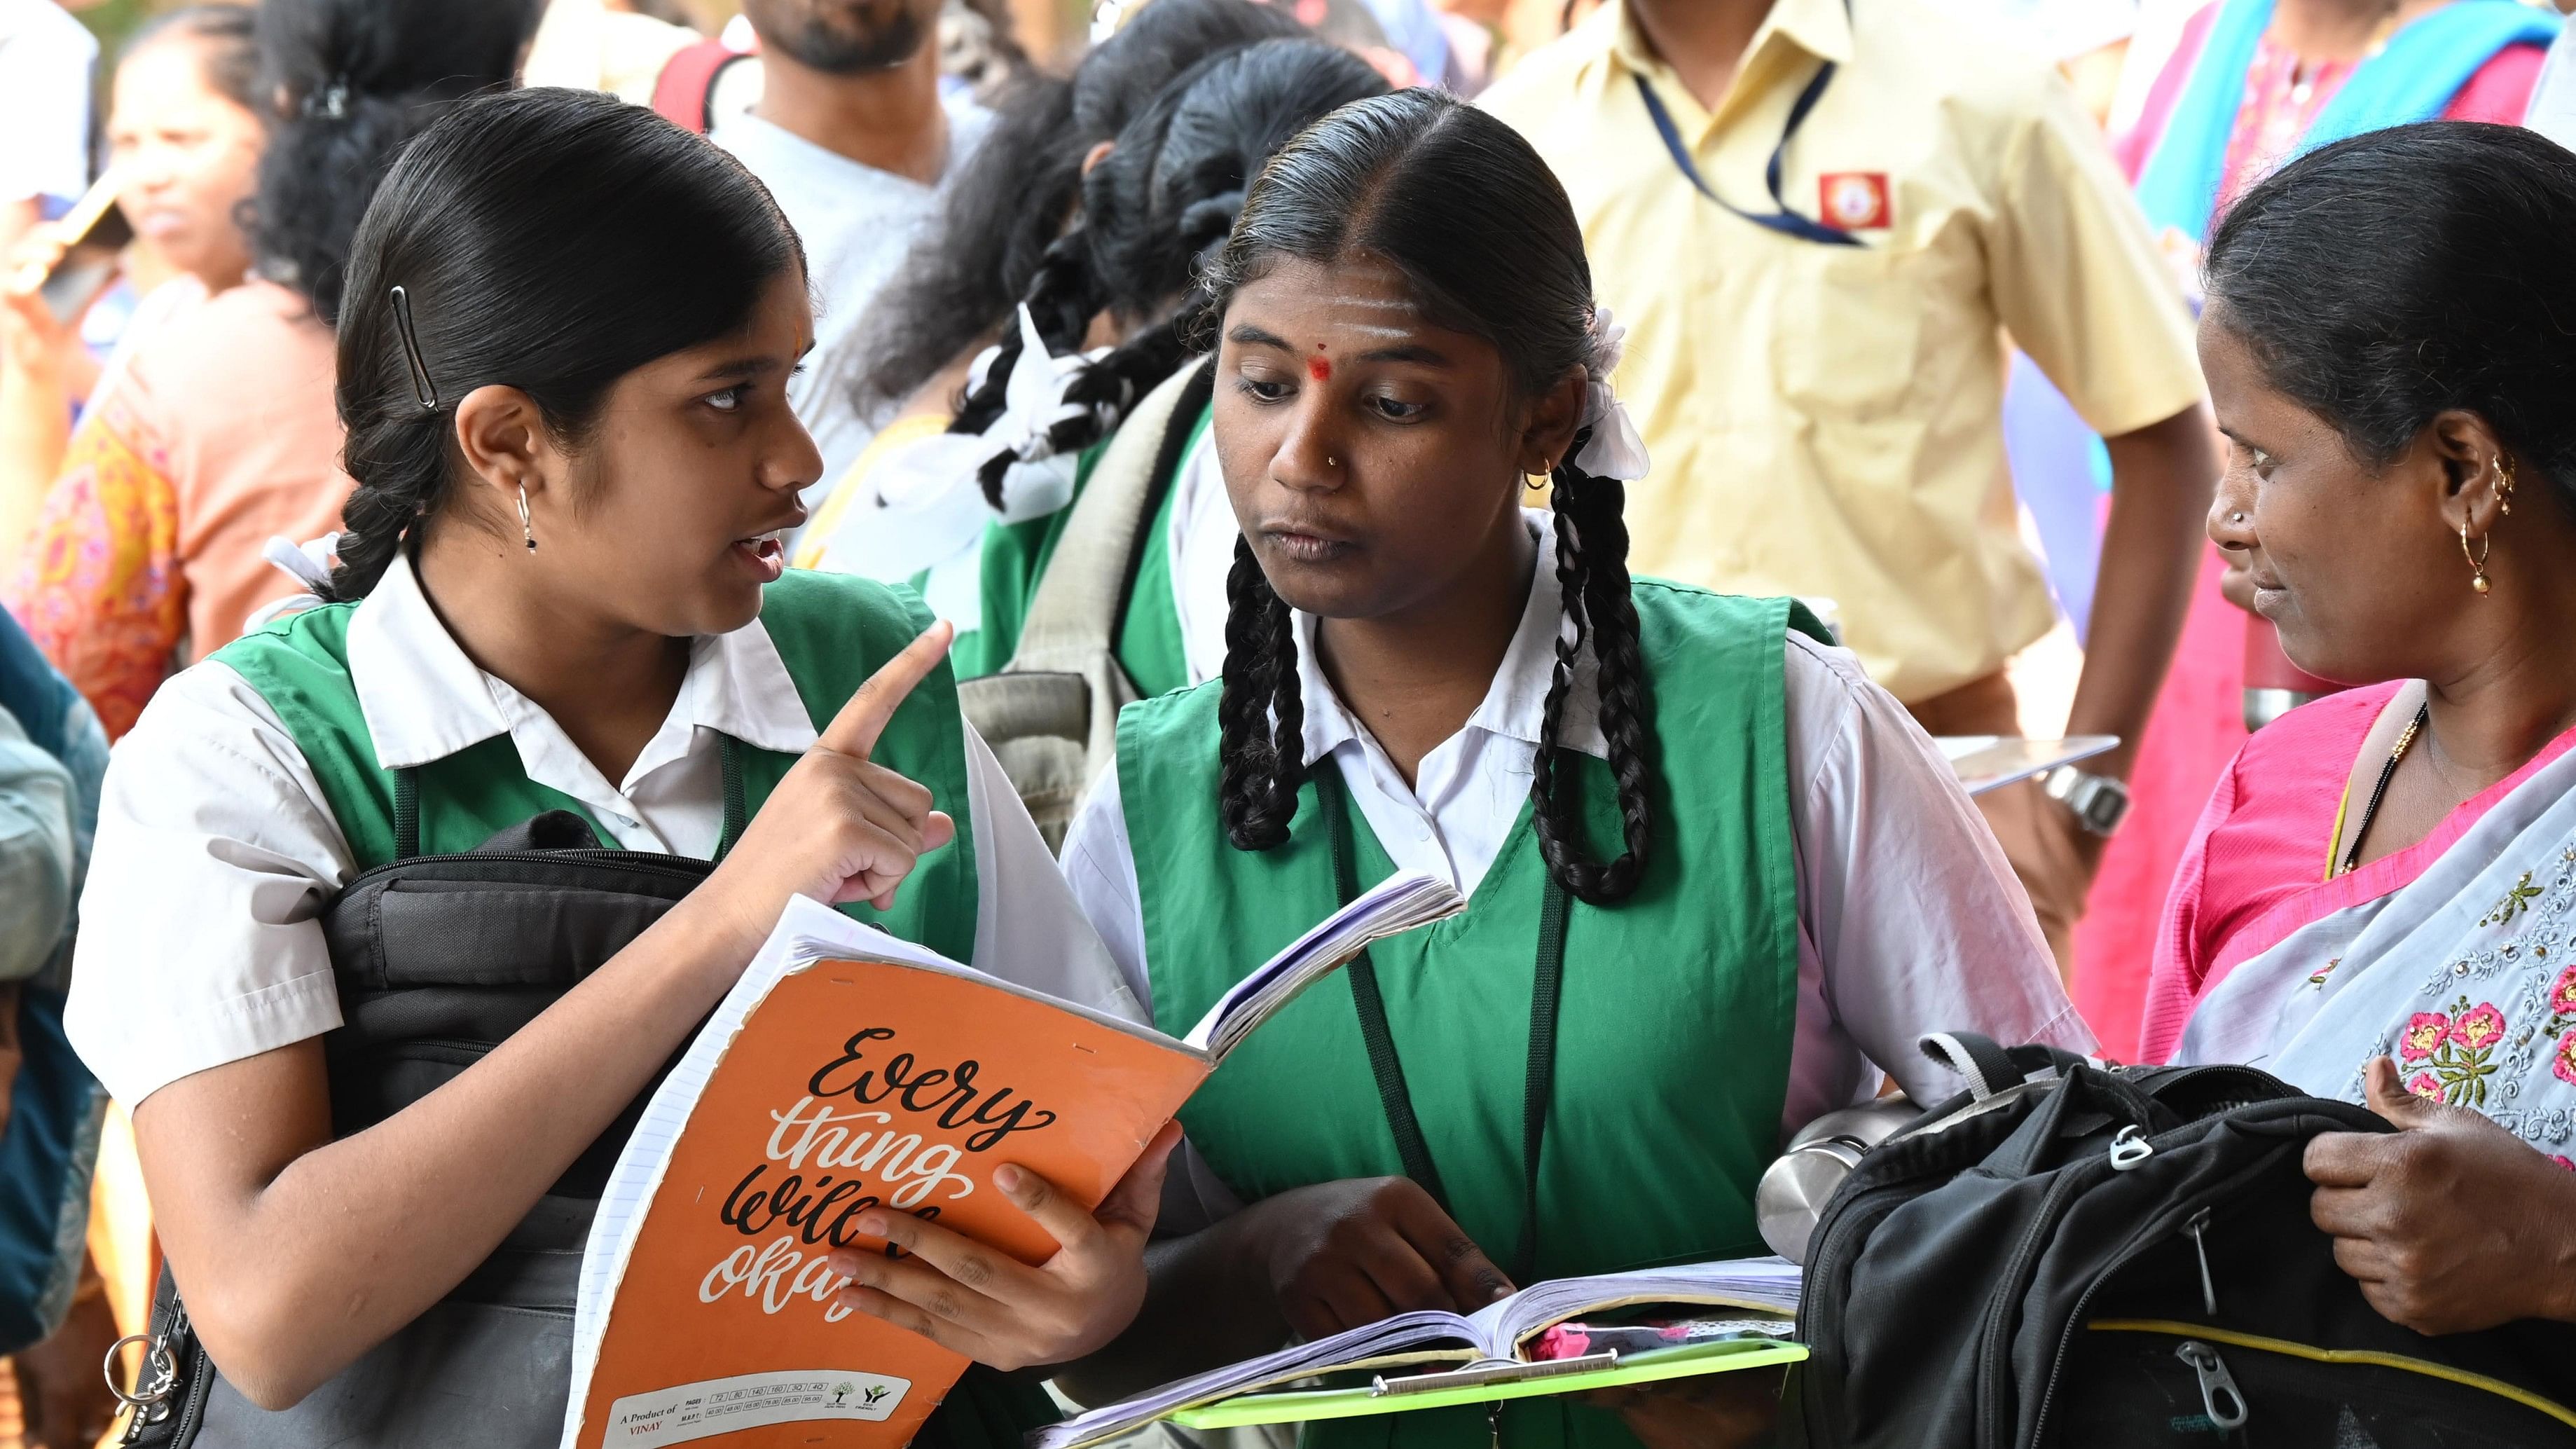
left=1818, top=172, right=1893, bottom=231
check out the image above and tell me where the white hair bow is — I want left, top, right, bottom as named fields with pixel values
left=874, top=304, right=1114, bottom=523
left=261, top=532, right=342, bottom=592
left=1569, top=307, right=1649, bottom=482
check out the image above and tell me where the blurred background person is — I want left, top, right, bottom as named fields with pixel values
left=1482, top=0, right=2219, bottom=975
left=714, top=0, right=1005, bottom=497
left=799, top=0, right=1311, bottom=617
left=0, top=6, right=263, bottom=561
left=0, top=610, right=109, bottom=1449
left=4, top=0, right=539, bottom=739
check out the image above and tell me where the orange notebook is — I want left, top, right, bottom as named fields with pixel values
left=561, top=881, right=1462, bottom=1449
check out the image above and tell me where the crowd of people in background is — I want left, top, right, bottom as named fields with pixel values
left=5, top=0, right=2576, bottom=1443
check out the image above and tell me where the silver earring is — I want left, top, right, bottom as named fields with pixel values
left=517, top=484, right=537, bottom=554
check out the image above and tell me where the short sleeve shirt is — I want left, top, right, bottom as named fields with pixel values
left=1482, top=0, right=2203, bottom=701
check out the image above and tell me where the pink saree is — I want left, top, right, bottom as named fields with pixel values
left=2142, top=682, right=2576, bottom=1065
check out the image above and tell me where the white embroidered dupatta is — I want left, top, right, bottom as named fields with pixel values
left=2176, top=743, right=2576, bottom=1161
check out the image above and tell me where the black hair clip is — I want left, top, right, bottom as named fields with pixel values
left=388, top=285, right=439, bottom=411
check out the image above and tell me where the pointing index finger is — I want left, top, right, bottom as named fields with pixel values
left=820, top=620, right=955, bottom=760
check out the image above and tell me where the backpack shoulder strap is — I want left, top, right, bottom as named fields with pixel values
left=1920, top=1031, right=2092, bottom=1102
left=960, top=357, right=1206, bottom=844
left=1006, top=356, right=1208, bottom=678
left=652, top=37, right=750, bottom=133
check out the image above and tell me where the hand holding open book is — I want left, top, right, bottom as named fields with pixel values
left=560, top=872, right=1466, bottom=1448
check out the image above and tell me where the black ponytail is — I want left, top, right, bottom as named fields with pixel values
left=1531, top=465, right=1652, bottom=902
left=850, top=0, right=1309, bottom=417
left=247, top=0, right=537, bottom=324
left=326, top=89, right=801, bottom=601
left=944, top=37, right=1385, bottom=508
left=1202, top=88, right=1655, bottom=905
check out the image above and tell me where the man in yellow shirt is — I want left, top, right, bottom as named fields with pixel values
left=1485, top=0, right=2216, bottom=967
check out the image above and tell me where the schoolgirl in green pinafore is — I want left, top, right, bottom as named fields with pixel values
left=66, top=90, right=1165, bottom=1449
left=1051, top=88, right=2088, bottom=1449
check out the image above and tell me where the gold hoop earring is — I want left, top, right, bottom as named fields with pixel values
left=518, top=483, right=537, bottom=554
left=2463, top=522, right=2490, bottom=594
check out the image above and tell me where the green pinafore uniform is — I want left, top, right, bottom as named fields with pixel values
left=1117, top=584, right=1826, bottom=1449
left=963, top=397, right=1211, bottom=696
left=193, top=569, right=1049, bottom=1449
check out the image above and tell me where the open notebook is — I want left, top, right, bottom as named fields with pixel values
left=560, top=878, right=1462, bottom=1449
left=1037, top=1258, right=1805, bottom=1449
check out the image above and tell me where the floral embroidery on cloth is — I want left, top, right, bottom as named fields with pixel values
left=2397, top=999, right=2506, bottom=1106
left=2359, top=845, right=2576, bottom=1152
left=4, top=392, right=183, bottom=739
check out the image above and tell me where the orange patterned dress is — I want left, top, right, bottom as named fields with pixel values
left=6, top=281, right=348, bottom=737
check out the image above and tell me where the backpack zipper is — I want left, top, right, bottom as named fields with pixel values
left=2087, top=1319, right=2576, bottom=1429
left=2023, top=1141, right=2320, bottom=1445
left=2173, top=1340, right=2248, bottom=1430
left=353, top=849, right=715, bottom=885
left=1977, top=1161, right=2105, bottom=1448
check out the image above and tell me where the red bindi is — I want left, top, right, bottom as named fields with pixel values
left=1307, top=355, right=1332, bottom=382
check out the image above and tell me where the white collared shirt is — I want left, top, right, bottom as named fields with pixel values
left=67, top=554, right=1136, bottom=1108
left=1060, top=516, right=2094, bottom=1144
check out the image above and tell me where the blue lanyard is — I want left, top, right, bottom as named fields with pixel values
left=1634, top=64, right=1861, bottom=247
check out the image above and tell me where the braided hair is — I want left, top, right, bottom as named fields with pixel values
left=246, top=0, right=536, bottom=323
left=849, top=0, right=1306, bottom=418
left=1200, top=88, right=1656, bottom=905
left=326, top=90, right=801, bottom=600
left=944, top=37, right=1386, bottom=508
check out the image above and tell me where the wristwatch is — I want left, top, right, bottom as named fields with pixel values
left=2042, top=767, right=2133, bottom=839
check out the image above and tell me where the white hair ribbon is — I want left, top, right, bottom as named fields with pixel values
left=261, top=532, right=341, bottom=592
left=879, top=303, right=1115, bottom=521
left=1569, top=307, right=1649, bottom=482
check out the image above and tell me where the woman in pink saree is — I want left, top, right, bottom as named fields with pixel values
left=2147, top=124, right=2576, bottom=1333
left=2072, top=0, right=2552, bottom=1059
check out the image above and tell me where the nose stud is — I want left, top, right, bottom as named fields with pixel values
left=2228, top=511, right=2247, bottom=526
left=1326, top=455, right=1337, bottom=469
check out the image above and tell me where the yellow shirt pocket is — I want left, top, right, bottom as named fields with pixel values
left=1763, top=240, right=1945, bottom=423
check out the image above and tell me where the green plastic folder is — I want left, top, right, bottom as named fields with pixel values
left=1167, top=1339, right=1810, bottom=1429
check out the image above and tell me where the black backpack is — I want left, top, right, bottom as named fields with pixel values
left=1788, top=1033, right=2576, bottom=1449
left=115, top=813, right=1054, bottom=1449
